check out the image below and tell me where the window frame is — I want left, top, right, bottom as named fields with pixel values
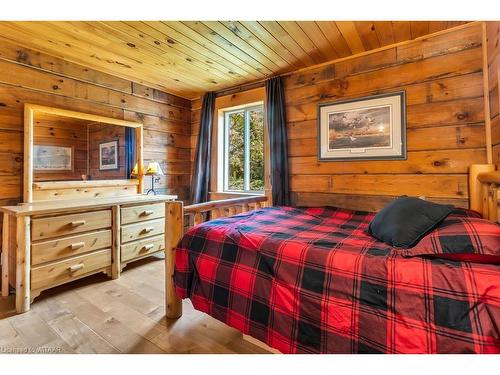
left=222, top=104, right=265, bottom=194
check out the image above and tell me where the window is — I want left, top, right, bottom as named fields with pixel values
left=223, top=105, right=264, bottom=193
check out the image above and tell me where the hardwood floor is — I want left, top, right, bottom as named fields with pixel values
left=0, top=255, right=271, bottom=354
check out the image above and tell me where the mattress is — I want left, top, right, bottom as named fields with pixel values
left=174, top=206, right=500, bottom=353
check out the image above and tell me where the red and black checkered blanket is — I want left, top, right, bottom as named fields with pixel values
left=174, top=206, right=500, bottom=353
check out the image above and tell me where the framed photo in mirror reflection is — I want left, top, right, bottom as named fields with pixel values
left=33, top=144, right=74, bottom=172
left=99, top=139, right=119, bottom=170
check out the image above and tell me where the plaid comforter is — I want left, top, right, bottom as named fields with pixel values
left=174, top=206, right=500, bottom=353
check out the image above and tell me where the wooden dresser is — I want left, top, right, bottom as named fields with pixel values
left=1, top=194, right=177, bottom=313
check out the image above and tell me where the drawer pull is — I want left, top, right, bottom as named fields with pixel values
left=142, top=210, right=154, bottom=216
left=142, top=244, right=154, bottom=252
left=68, top=264, right=84, bottom=273
left=70, top=242, right=85, bottom=250
left=142, top=227, right=155, bottom=234
left=70, top=220, right=86, bottom=227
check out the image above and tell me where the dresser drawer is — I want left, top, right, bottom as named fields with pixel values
left=121, top=234, right=165, bottom=263
left=32, top=210, right=112, bottom=241
left=31, top=248, right=111, bottom=291
left=31, top=230, right=112, bottom=266
left=121, top=203, right=165, bottom=225
left=121, top=218, right=165, bottom=243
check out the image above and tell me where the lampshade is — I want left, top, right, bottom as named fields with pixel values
left=131, top=163, right=139, bottom=177
left=145, top=161, right=164, bottom=176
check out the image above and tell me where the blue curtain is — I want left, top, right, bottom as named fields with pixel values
left=125, top=127, right=136, bottom=178
left=190, top=92, right=216, bottom=204
left=266, top=77, right=290, bottom=206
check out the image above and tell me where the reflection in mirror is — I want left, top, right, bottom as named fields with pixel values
left=33, top=112, right=136, bottom=182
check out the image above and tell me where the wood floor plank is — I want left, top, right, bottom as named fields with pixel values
left=0, top=319, right=25, bottom=348
left=0, top=255, right=273, bottom=354
left=7, top=311, right=75, bottom=353
left=53, top=290, right=165, bottom=353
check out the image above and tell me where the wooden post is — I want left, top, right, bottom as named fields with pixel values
left=16, top=216, right=31, bottom=313
left=481, top=22, right=493, bottom=165
left=488, top=184, right=498, bottom=222
left=193, top=212, right=203, bottom=225
left=2, top=213, right=9, bottom=297
left=135, top=126, right=144, bottom=194
left=165, top=201, right=183, bottom=319
left=210, top=209, right=220, bottom=219
left=23, top=106, right=34, bottom=203
left=469, top=164, right=495, bottom=213
left=111, top=206, right=121, bottom=279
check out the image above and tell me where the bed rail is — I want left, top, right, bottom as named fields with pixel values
left=164, top=195, right=268, bottom=319
left=185, top=195, right=268, bottom=226
left=470, top=164, right=500, bottom=222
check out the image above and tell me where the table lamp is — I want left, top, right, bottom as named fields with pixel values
left=145, top=161, right=164, bottom=195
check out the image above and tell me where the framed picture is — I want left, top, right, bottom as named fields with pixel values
left=33, top=144, right=73, bottom=172
left=99, top=139, right=119, bottom=170
left=318, top=91, right=406, bottom=161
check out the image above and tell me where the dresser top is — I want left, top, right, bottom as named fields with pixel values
left=0, top=194, right=178, bottom=217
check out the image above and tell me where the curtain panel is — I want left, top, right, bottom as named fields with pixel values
left=266, top=77, right=290, bottom=206
left=190, top=92, right=216, bottom=204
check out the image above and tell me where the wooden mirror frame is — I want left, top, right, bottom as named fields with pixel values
left=24, top=104, right=144, bottom=203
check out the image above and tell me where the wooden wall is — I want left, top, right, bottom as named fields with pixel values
left=0, top=38, right=192, bottom=246
left=284, top=22, right=488, bottom=210
left=88, top=123, right=127, bottom=180
left=189, top=23, right=491, bottom=211
left=487, top=22, right=500, bottom=167
left=33, top=118, right=88, bottom=182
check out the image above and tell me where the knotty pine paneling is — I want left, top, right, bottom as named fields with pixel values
left=0, top=22, right=468, bottom=99
left=284, top=22, right=488, bottom=210
left=0, top=41, right=191, bottom=247
left=33, top=119, right=88, bottom=182
left=88, top=123, right=127, bottom=180
left=187, top=23, right=490, bottom=211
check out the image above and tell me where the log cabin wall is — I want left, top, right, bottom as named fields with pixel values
left=285, top=22, right=488, bottom=211
left=487, top=22, right=500, bottom=167
left=0, top=38, right=192, bottom=246
left=189, top=23, right=489, bottom=211
left=33, top=119, right=88, bottom=182
left=88, top=123, right=127, bottom=180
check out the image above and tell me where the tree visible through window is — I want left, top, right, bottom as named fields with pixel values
left=224, top=105, right=264, bottom=192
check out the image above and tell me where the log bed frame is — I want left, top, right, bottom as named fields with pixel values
left=164, top=195, right=269, bottom=319
left=165, top=163, right=500, bottom=321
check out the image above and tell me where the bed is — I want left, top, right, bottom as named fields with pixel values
left=164, top=164, right=500, bottom=354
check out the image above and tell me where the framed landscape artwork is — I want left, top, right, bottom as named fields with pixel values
left=33, top=144, right=73, bottom=172
left=99, top=139, right=119, bottom=170
left=318, top=91, right=406, bottom=161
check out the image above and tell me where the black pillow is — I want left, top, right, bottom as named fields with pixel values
left=367, top=196, right=454, bottom=248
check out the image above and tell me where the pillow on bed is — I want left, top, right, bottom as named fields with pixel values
left=449, top=207, right=482, bottom=218
left=400, top=215, right=500, bottom=263
left=367, top=196, right=453, bottom=248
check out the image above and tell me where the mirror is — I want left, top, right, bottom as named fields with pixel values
left=25, top=104, right=143, bottom=203
left=33, top=113, right=135, bottom=182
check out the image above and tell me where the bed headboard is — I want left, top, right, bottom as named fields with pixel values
left=469, top=164, right=500, bottom=223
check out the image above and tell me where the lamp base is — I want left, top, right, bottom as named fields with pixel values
left=145, top=188, right=157, bottom=196
left=146, top=174, right=159, bottom=195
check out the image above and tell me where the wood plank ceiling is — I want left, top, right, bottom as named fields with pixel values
left=0, top=21, right=467, bottom=99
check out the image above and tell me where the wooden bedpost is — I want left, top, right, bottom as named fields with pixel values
left=165, top=201, right=183, bottom=319
left=469, top=164, right=495, bottom=214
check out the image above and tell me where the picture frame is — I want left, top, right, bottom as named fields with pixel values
left=99, top=139, right=119, bottom=170
left=33, top=144, right=74, bottom=172
left=317, top=91, right=406, bottom=161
